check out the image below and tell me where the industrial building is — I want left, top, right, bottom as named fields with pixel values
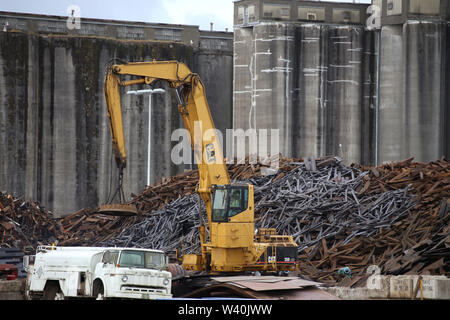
left=233, top=0, right=449, bottom=166
left=0, top=11, right=233, bottom=215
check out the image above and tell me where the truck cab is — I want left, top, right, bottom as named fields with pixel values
left=26, top=246, right=172, bottom=300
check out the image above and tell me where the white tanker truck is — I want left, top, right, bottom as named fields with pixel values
left=25, top=246, right=172, bottom=300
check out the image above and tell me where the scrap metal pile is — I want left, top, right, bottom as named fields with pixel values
left=99, top=157, right=449, bottom=285
left=0, top=192, right=61, bottom=253
left=0, top=157, right=448, bottom=287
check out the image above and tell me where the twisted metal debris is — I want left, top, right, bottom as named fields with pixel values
left=100, top=194, right=206, bottom=254
left=100, top=158, right=416, bottom=259
left=251, top=159, right=415, bottom=256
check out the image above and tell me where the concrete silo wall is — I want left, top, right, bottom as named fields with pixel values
left=378, top=21, right=448, bottom=164
left=446, top=23, right=450, bottom=160
left=234, top=22, right=375, bottom=164
left=234, top=20, right=448, bottom=166
left=0, top=32, right=233, bottom=216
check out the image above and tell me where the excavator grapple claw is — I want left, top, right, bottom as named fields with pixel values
left=96, top=204, right=138, bottom=217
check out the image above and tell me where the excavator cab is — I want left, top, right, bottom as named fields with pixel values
left=211, top=185, right=250, bottom=223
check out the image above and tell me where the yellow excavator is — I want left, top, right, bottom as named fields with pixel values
left=103, top=60, right=298, bottom=273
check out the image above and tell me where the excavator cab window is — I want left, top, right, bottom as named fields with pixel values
left=212, top=186, right=249, bottom=222
left=228, top=188, right=248, bottom=218
left=212, top=188, right=228, bottom=222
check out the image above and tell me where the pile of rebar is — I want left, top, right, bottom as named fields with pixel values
left=0, top=192, right=61, bottom=253
left=56, top=208, right=134, bottom=246
left=100, top=194, right=205, bottom=253
left=99, top=156, right=449, bottom=285
left=252, top=158, right=415, bottom=252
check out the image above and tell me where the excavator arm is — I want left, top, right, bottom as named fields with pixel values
left=103, top=60, right=298, bottom=273
left=104, top=61, right=230, bottom=210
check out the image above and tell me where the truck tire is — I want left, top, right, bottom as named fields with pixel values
left=28, top=292, right=42, bottom=300
left=93, top=280, right=105, bottom=300
left=42, top=281, right=61, bottom=300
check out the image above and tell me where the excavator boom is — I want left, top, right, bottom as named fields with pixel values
left=104, top=61, right=230, bottom=206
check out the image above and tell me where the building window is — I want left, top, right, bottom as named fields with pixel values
left=248, top=5, right=256, bottom=22
left=342, top=11, right=351, bottom=22
left=307, top=13, right=317, bottom=21
left=409, top=0, right=440, bottom=15
left=281, top=7, right=290, bottom=17
left=155, top=29, right=182, bottom=41
left=238, top=4, right=256, bottom=25
left=298, top=6, right=325, bottom=21
left=238, top=6, right=245, bottom=24
left=263, top=4, right=291, bottom=20
left=332, top=8, right=360, bottom=24
left=387, top=0, right=402, bottom=16
left=244, top=6, right=249, bottom=24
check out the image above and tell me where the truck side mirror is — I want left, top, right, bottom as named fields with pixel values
left=23, top=256, right=29, bottom=270
left=102, top=251, right=111, bottom=265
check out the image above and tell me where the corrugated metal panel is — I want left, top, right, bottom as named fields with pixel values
left=212, top=276, right=320, bottom=291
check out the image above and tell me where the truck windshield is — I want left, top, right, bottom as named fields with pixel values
left=118, top=250, right=166, bottom=269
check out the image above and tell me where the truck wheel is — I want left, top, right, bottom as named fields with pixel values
left=55, top=292, right=65, bottom=300
left=43, top=282, right=61, bottom=300
left=28, top=291, right=43, bottom=300
left=93, top=281, right=105, bottom=300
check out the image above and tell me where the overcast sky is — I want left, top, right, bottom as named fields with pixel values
left=0, top=0, right=372, bottom=31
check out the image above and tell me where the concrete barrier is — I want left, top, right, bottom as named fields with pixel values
left=0, top=279, right=25, bottom=300
left=385, top=275, right=450, bottom=300
left=389, top=275, right=415, bottom=299
left=323, top=287, right=388, bottom=300
left=325, top=275, right=450, bottom=300
left=414, top=276, right=450, bottom=300
left=366, top=275, right=390, bottom=292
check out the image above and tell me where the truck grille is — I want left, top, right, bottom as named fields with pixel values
left=121, top=285, right=167, bottom=294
